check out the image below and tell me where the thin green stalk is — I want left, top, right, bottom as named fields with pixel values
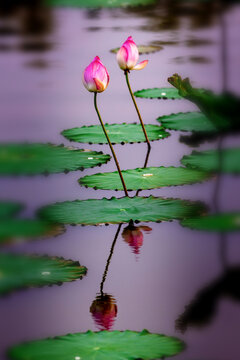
left=124, top=70, right=151, bottom=149
left=94, top=92, right=128, bottom=197
left=100, top=223, right=122, bottom=295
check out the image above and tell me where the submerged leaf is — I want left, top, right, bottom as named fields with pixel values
left=0, top=253, right=87, bottom=295
left=39, top=196, right=206, bottom=225
left=181, top=213, right=240, bottom=232
left=0, top=143, right=110, bottom=175
left=0, top=202, right=23, bottom=220
left=62, top=123, right=170, bottom=144
left=110, top=45, right=163, bottom=54
left=8, top=329, right=184, bottom=360
left=134, top=88, right=182, bottom=99
left=0, top=219, right=64, bottom=245
left=181, top=148, right=240, bottom=173
left=79, top=166, right=210, bottom=191
left=157, top=112, right=217, bottom=133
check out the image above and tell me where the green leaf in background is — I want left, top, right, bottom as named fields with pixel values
left=157, top=112, right=218, bottom=133
left=181, top=148, right=240, bottom=173
left=0, top=202, right=23, bottom=220
left=0, top=144, right=110, bottom=175
left=79, top=166, right=210, bottom=191
left=181, top=213, right=240, bottom=232
left=110, top=45, right=163, bottom=54
left=0, top=253, right=87, bottom=295
left=0, top=220, right=64, bottom=245
left=168, top=74, right=240, bottom=131
left=134, top=87, right=182, bottom=99
left=45, top=0, right=157, bottom=8
left=8, top=329, right=184, bottom=360
left=39, top=196, right=206, bottom=225
left=62, top=123, right=170, bottom=145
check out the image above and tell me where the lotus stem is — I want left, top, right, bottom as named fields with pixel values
left=100, top=223, right=122, bottom=295
left=94, top=93, right=128, bottom=197
left=124, top=70, right=151, bottom=149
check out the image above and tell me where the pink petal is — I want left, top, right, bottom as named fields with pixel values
left=116, top=46, right=128, bottom=70
left=132, top=60, right=148, bottom=70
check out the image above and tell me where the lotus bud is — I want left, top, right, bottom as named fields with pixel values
left=90, top=293, right=117, bottom=331
left=82, top=56, right=109, bottom=93
left=116, top=36, right=148, bottom=71
left=122, top=221, right=152, bottom=255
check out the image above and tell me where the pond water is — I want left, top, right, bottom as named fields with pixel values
left=0, top=1, right=240, bottom=359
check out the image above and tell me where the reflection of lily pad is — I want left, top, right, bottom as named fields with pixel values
left=0, top=202, right=23, bottom=219
left=39, top=196, right=206, bottom=225
left=62, top=124, right=170, bottom=145
left=181, top=148, right=240, bottom=173
left=134, top=88, right=182, bottom=99
left=0, top=144, right=110, bottom=175
left=8, top=329, right=184, bottom=360
left=0, top=253, right=87, bottom=295
left=45, top=0, right=157, bottom=8
left=0, top=220, right=64, bottom=245
left=79, top=167, right=210, bottom=191
left=157, top=112, right=217, bottom=133
left=181, top=213, right=240, bottom=232
left=110, top=45, right=163, bottom=54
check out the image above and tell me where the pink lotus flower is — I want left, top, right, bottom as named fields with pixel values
left=117, top=36, right=148, bottom=71
left=122, top=222, right=152, bottom=255
left=83, top=56, right=109, bottom=92
left=90, top=293, right=117, bottom=331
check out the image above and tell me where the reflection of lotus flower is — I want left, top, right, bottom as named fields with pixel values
left=82, top=56, right=109, bottom=92
left=117, top=36, right=148, bottom=71
left=122, top=221, right=152, bottom=255
left=90, top=293, right=117, bottom=331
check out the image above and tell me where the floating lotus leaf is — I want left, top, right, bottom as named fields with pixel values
left=181, top=148, right=240, bottom=173
left=8, top=329, right=184, bottom=360
left=110, top=45, right=163, bottom=54
left=157, top=112, right=217, bottom=133
left=168, top=74, right=240, bottom=131
left=0, top=219, right=64, bottom=245
left=181, top=213, right=240, bottom=232
left=0, top=253, right=87, bottom=295
left=45, top=0, right=157, bottom=8
left=134, top=87, right=182, bottom=99
left=79, top=166, right=210, bottom=191
left=0, top=144, right=110, bottom=175
left=0, top=202, right=23, bottom=219
left=62, top=124, right=170, bottom=145
left=39, top=196, right=206, bottom=225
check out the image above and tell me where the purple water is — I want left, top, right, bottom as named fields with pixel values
left=0, top=2, right=240, bottom=359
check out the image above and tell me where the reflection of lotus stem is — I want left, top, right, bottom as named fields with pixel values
left=100, top=223, right=122, bottom=295
left=94, top=93, right=128, bottom=197
left=124, top=70, right=151, bottom=149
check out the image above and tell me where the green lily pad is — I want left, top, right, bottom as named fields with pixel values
left=181, top=213, right=240, bottom=232
left=134, top=87, right=182, bottom=99
left=0, top=202, right=23, bottom=220
left=0, top=219, right=64, bottom=245
left=181, top=148, right=240, bottom=173
left=79, top=166, right=210, bottom=191
left=62, top=123, right=170, bottom=145
left=0, top=144, right=110, bottom=175
left=157, top=112, right=217, bottom=133
left=168, top=74, right=240, bottom=131
left=45, top=0, right=157, bottom=8
left=110, top=45, right=163, bottom=54
left=0, top=253, right=87, bottom=295
left=39, top=196, right=206, bottom=225
left=8, top=329, right=184, bottom=360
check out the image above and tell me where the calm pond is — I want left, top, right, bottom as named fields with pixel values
left=0, top=1, right=240, bottom=359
